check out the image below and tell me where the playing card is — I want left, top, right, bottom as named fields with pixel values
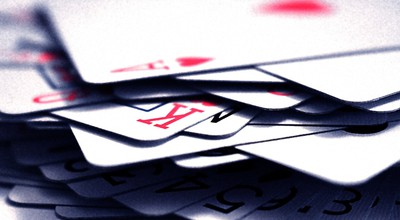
left=237, top=120, right=400, bottom=184
left=52, top=100, right=229, bottom=141
left=3, top=3, right=400, bottom=219
left=44, top=0, right=400, bottom=84
left=69, top=123, right=340, bottom=167
left=257, top=49, right=400, bottom=103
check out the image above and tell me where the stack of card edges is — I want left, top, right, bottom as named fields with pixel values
left=2, top=1, right=400, bottom=219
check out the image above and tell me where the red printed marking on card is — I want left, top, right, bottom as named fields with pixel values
left=257, top=0, right=332, bottom=15
left=137, top=103, right=205, bottom=129
left=268, top=90, right=294, bottom=96
left=6, top=51, right=35, bottom=63
left=111, top=60, right=169, bottom=73
left=111, top=57, right=212, bottom=73
left=176, top=57, right=213, bottom=67
left=191, top=101, right=215, bottom=107
left=13, top=52, right=31, bottom=62
left=38, top=52, right=59, bottom=64
left=8, top=51, right=59, bottom=64
left=33, top=89, right=89, bottom=104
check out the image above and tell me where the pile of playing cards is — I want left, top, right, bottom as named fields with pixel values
left=3, top=0, right=400, bottom=219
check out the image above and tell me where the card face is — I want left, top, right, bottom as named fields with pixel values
left=53, top=101, right=229, bottom=141
left=177, top=68, right=283, bottom=83
left=258, top=50, right=400, bottom=103
left=69, top=124, right=339, bottom=167
left=237, top=120, right=400, bottom=184
left=45, top=0, right=400, bottom=84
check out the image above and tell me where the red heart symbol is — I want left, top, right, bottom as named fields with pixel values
left=257, top=0, right=332, bottom=15
left=176, top=57, right=213, bottom=67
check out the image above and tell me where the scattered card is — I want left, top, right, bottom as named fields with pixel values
left=2, top=2, right=400, bottom=219
left=45, top=0, right=400, bottom=83
left=52, top=100, right=230, bottom=141
left=238, top=120, right=400, bottom=184
left=257, top=50, right=400, bottom=103
left=69, top=123, right=340, bottom=167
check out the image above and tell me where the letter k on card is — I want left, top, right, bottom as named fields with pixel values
left=52, top=101, right=229, bottom=142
